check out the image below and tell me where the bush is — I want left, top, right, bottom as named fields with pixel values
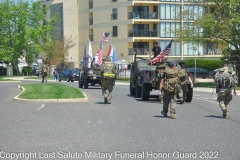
left=0, top=66, right=6, bottom=75
left=21, top=66, right=32, bottom=76
left=185, top=59, right=225, bottom=71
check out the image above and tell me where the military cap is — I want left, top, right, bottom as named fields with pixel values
left=167, top=62, right=175, bottom=68
left=103, top=56, right=111, bottom=62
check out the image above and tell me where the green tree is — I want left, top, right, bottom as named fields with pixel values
left=173, top=0, right=240, bottom=61
left=0, top=0, right=58, bottom=74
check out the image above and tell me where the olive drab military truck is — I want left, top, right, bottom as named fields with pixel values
left=129, top=54, right=194, bottom=102
left=78, top=61, right=101, bottom=89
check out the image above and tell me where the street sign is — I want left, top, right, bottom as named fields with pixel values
left=38, top=57, right=42, bottom=63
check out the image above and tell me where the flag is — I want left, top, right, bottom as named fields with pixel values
left=150, top=40, right=173, bottom=65
left=82, top=42, right=87, bottom=68
left=88, top=40, right=93, bottom=68
left=107, top=44, right=113, bottom=57
left=97, top=41, right=103, bottom=66
left=102, top=32, right=110, bottom=42
left=112, top=45, right=117, bottom=63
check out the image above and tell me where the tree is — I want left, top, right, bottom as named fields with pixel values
left=42, top=36, right=76, bottom=70
left=173, top=0, right=240, bottom=61
left=0, top=0, right=58, bottom=74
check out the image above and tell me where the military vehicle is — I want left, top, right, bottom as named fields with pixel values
left=78, top=61, right=101, bottom=89
left=129, top=54, right=194, bottom=101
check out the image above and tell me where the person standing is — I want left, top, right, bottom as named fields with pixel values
left=214, top=64, right=238, bottom=119
left=100, top=56, right=116, bottom=104
left=41, top=65, right=48, bottom=83
left=150, top=41, right=161, bottom=58
left=53, top=69, right=58, bottom=83
left=159, top=62, right=179, bottom=119
left=178, top=64, right=193, bottom=104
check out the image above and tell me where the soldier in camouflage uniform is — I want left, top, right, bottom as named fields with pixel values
left=41, top=65, right=48, bottom=83
left=100, top=56, right=116, bottom=104
left=154, top=62, right=167, bottom=103
left=159, top=62, right=179, bottom=119
left=214, top=64, right=238, bottom=119
left=178, top=64, right=193, bottom=104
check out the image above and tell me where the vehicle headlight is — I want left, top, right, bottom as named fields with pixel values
left=88, top=69, right=93, bottom=74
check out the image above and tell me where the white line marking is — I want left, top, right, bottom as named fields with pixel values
left=194, top=97, right=218, bottom=104
left=36, top=104, right=45, bottom=111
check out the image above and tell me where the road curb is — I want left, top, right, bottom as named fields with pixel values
left=13, top=85, right=89, bottom=102
left=0, top=81, right=21, bottom=83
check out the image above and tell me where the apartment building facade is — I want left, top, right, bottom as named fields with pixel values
left=45, top=0, right=224, bottom=68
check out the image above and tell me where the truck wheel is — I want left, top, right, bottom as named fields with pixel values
left=186, top=84, right=193, bottom=102
left=129, top=81, right=135, bottom=95
left=83, top=78, right=88, bottom=89
left=79, top=81, right=83, bottom=88
left=135, top=80, right=141, bottom=98
left=141, top=83, right=150, bottom=101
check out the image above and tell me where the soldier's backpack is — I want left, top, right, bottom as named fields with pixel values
left=216, top=69, right=234, bottom=88
left=102, top=62, right=116, bottom=79
left=163, top=67, right=179, bottom=92
left=156, top=62, right=166, bottom=77
left=178, top=69, right=188, bottom=85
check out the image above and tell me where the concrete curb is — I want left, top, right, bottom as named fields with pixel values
left=13, top=85, right=89, bottom=102
left=0, top=81, right=21, bottom=83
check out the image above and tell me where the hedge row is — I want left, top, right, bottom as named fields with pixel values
left=185, top=59, right=225, bottom=71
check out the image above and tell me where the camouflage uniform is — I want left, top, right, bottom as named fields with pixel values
left=178, top=68, right=189, bottom=104
left=161, top=64, right=179, bottom=119
left=215, top=69, right=238, bottom=118
left=155, top=62, right=166, bottom=103
left=42, top=65, right=48, bottom=83
left=100, top=57, right=116, bottom=104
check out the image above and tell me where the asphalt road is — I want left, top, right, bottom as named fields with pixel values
left=0, top=80, right=240, bottom=160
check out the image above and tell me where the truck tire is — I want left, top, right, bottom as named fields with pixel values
left=141, top=83, right=150, bottom=101
left=129, top=81, right=135, bottom=95
left=135, top=80, right=141, bottom=98
left=78, top=73, right=83, bottom=88
left=186, top=84, right=193, bottom=102
left=83, top=78, right=88, bottom=89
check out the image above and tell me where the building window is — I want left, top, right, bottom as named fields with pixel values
left=160, top=41, right=181, bottom=56
left=60, top=7, right=63, bottom=19
left=112, top=8, right=118, bottom=20
left=89, top=0, right=93, bottom=9
left=160, top=4, right=180, bottom=20
left=160, top=22, right=180, bottom=38
left=113, top=26, right=117, bottom=37
left=183, top=4, right=204, bottom=21
left=61, top=22, right=64, bottom=35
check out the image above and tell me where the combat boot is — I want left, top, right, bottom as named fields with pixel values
left=160, top=99, right=163, bottom=104
left=180, top=98, right=183, bottom=104
left=222, top=108, right=227, bottom=118
left=183, top=101, right=186, bottom=104
left=107, top=99, right=111, bottom=104
left=223, top=112, right=228, bottom=119
left=104, top=98, right=107, bottom=104
left=171, top=114, right=176, bottom=119
left=161, top=111, right=167, bottom=117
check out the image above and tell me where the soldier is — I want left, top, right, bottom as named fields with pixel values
left=159, top=62, right=179, bottom=119
left=42, top=65, right=48, bottom=83
left=178, top=64, right=193, bottom=104
left=154, top=61, right=167, bottom=103
left=100, top=56, right=116, bottom=104
left=214, top=64, right=238, bottom=119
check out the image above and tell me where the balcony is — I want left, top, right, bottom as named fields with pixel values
left=128, top=48, right=150, bottom=55
left=128, top=30, right=158, bottom=37
left=128, top=12, right=158, bottom=19
left=89, top=18, right=93, bottom=25
left=89, top=2, right=93, bottom=9
left=89, top=35, right=93, bottom=41
left=111, top=13, right=118, bottom=20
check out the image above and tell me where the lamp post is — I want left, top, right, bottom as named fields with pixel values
left=121, top=53, right=124, bottom=77
left=194, top=47, right=197, bottom=82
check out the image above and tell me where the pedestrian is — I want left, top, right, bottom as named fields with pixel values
left=214, top=64, right=238, bottom=119
left=159, top=62, right=179, bottom=119
left=53, top=68, right=58, bottom=83
left=154, top=61, right=167, bottom=103
left=100, top=56, right=116, bottom=104
left=150, top=41, right=161, bottom=58
left=41, top=65, right=48, bottom=83
left=178, top=64, right=193, bottom=104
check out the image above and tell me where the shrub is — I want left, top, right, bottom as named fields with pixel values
left=21, top=66, right=32, bottom=76
left=0, top=66, right=7, bottom=75
left=185, top=59, right=225, bottom=71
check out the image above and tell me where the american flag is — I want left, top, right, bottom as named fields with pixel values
left=150, top=40, right=173, bottom=65
left=102, top=32, right=110, bottom=42
left=98, top=41, right=103, bottom=66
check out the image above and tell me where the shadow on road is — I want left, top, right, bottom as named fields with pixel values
left=153, top=115, right=170, bottom=118
left=205, top=115, right=222, bottom=119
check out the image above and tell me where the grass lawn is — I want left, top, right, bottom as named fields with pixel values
left=194, top=82, right=240, bottom=90
left=19, top=83, right=85, bottom=99
left=24, top=75, right=54, bottom=79
left=0, top=76, right=18, bottom=81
